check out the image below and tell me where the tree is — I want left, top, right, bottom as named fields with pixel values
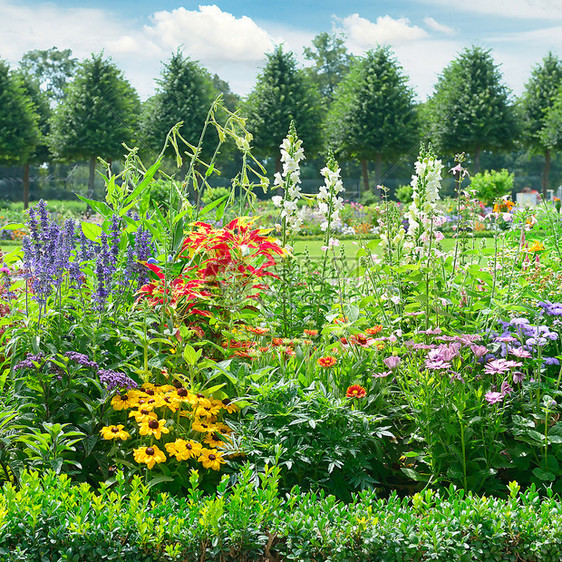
left=325, top=46, right=418, bottom=191
left=425, top=46, right=518, bottom=174
left=303, top=32, right=352, bottom=105
left=142, top=51, right=217, bottom=166
left=20, top=47, right=78, bottom=104
left=17, top=71, right=52, bottom=208
left=520, top=53, right=562, bottom=196
left=244, top=46, right=323, bottom=172
left=211, top=74, right=240, bottom=113
left=0, top=59, right=41, bottom=206
left=49, top=53, right=140, bottom=197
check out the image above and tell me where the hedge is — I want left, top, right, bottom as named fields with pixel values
left=1, top=466, right=562, bottom=561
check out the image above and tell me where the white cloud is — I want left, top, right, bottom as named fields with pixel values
left=423, top=17, right=456, bottom=35
left=338, top=14, right=428, bottom=48
left=421, top=0, right=562, bottom=19
left=143, top=5, right=274, bottom=62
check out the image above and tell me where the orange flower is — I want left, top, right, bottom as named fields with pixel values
left=346, top=385, right=366, bottom=399
left=246, top=326, right=270, bottom=335
left=304, top=329, right=319, bottom=336
left=317, top=356, right=337, bottom=368
left=365, top=325, right=383, bottom=335
left=527, top=240, right=545, bottom=252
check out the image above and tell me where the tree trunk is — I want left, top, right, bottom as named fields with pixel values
left=23, top=163, right=30, bottom=210
left=361, top=159, right=369, bottom=193
left=473, top=147, right=481, bottom=175
left=543, top=149, right=551, bottom=199
left=375, top=153, right=382, bottom=187
left=88, top=156, right=96, bottom=199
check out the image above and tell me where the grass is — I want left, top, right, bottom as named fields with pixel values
left=293, top=237, right=465, bottom=259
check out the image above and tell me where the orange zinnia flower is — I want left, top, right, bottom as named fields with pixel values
left=346, top=385, right=367, bottom=399
left=317, top=356, right=337, bottom=368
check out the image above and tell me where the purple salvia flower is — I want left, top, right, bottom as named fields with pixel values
left=110, top=214, right=121, bottom=262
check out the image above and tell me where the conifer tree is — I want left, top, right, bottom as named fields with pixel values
left=245, top=46, right=323, bottom=172
left=325, top=46, right=417, bottom=191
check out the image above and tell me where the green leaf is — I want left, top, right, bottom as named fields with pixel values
left=81, top=221, right=102, bottom=242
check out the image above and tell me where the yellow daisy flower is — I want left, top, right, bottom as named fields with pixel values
left=133, top=445, right=166, bottom=469
left=198, top=448, right=225, bottom=471
left=128, top=408, right=158, bottom=423
left=192, top=419, right=216, bottom=433
left=219, top=398, right=239, bottom=414
left=100, top=425, right=130, bottom=441
left=111, top=391, right=139, bottom=411
left=138, top=418, right=170, bottom=440
left=165, top=439, right=203, bottom=461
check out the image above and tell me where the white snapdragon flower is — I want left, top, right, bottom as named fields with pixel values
left=318, top=156, right=345, bottom=237
left=274, top=123, right=305, bottom=240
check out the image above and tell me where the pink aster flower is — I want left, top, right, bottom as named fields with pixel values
left=383, top=356, right=401, bottom=370
left=485, top=391, right=504, bottom=405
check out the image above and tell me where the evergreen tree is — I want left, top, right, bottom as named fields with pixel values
left=520, top=53, right=562, bottom=195
left=141, top=51, right=217, bottom=166
left=425, top=46, right=518, bottom=174
left=303, top=32, right=352, bottom=105
left=244, top=46, right=323, bottom=172
left=0, top=59, right=41, bottom=206
left=49, top=53, right=140, bottom=197
left=325, top=46, right=418, bottom=191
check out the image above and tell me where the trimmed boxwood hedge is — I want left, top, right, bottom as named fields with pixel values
left=1, top=466, right=562, bottom=561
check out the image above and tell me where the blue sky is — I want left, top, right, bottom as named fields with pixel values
left=1, top=0, right=560, bottom=101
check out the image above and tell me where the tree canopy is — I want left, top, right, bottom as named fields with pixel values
left=48, top=53, right=141, bottom=196
left=303, top=32, right=352, bottom=105
left=141, top=51, right=218, bottom=163
left=520, top=52, right=562, bottom=194
left=325, top=46, right=418, bottom=191
left=244, top=46, right=323, bottom=170
left=20, top=47, right=78, bottom=104
left=0, top=59, right=40, bottom=166
left=424, top=46, right=518, bottom=173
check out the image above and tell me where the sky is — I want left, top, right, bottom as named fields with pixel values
left=1, top=0, right=561, bottom=102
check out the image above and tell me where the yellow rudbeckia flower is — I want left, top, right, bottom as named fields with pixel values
left=165, top=439, right=203, bottom=461
left=138, top=418, right=170, bottom=440
left=198, top=448, right=225, bottom=471
left=100, top=425, right=130, bottom=441
left=133, top=445, right=166, bottom=469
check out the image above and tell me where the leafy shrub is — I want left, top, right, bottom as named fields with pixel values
left=471, top=168, right=514, bottom=205
left=2, top=469, right=562, bottom=561
left=234, top=381, right=394, bottom=499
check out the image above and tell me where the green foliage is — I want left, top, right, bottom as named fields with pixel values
left=48, top=53, right=140, bottom=162
left=244, top=46, right=323, bottom=162
left=3, top=469, right=562, bottom=560
left=425, top=46, right=518, bottom=170
left=395, top=184, right=413, bottom=203
left=325, top=46, right=418, bottom=187
left=234, top=381, right=394, bottom=499
left=0, top=59, right=40, bottom=165
left=141, top=51, right=218, bottom=162
left=19, top=47, right=78, bottom=104
left=470, top=168, right=514, bottom=205
left=520, top=52, right=562, bottom=153
left=303, top=32, right=352, bottom=105
left=540, top=84, right=562, bottom=151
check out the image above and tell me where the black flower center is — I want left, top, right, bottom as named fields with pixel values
left=146, top=447, right=155, bottom=455
left=209, top=454, right=216, bottom=461
left=148, top=419, right=159, bottom=429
